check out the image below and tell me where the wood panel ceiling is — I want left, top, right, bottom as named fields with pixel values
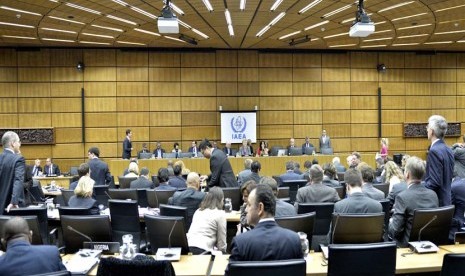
left=0, top=0, right=465, bottom=51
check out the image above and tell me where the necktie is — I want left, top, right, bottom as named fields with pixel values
left=49, top=166, right=52, bottom=175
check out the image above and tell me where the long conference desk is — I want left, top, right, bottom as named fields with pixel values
left=67, top=244, right=465, bottom=276
left=109, top=154, right=376, bottom=178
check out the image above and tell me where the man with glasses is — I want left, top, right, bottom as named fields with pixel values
left=0, top=131, right=25, bottom=212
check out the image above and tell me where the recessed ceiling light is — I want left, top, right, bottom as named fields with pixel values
left=434, top=30, right=465, bottom=35
left=256, top=12, right=285, bottom=37
left=392, top=13, right=427, bottom=21
left=378, top=1, right=415, bottom=13
left=397, top=34, right=428, bottom=39
left=0, top=6, right=41, bottom=16
left=240, top=0, right=246, bottom=11
left=130, top=6, right=157, bottom=19
left=66, top=3, right=101, bottom=14
left=279, top=30, right=302, bottom=40
left=202, top=0, right=214, bottom=12
left=322, top=5, right=351, bottom=18
left=80, top=41, right=112, bottom=45
left=178, top=20, right=191, bottom=29
left=228, top=25, right=235, bottom=37
left=329, top=43, right=357, bottom=48
left=41, top=38, right=75, bottom=42
left=0, top=21, right=34, bottom=28
left=304, top=20, right=329, bottom=31
left=256, top=25, right=271, bottom=37
left=225, top=9, right=232, bottom=25
left=323, top=32, right=347, bottom=39
left=392, top=43, right=420, bottom=46
left=374, top=21, right=386, bottom=26
left=299, top=0, right=322, bottom=14
left=41, top=27, right=77, bottom=34
left=82, top=33, right=114, bottom=39
left=424, top=41, right=453, bottom=44
left=164, top=36, right=186, bottom=43
left=270, top=0, right=284, bottom=11
left=48, top=16, right=85, bottom=25
left=134, top=28, right=161, bottom=36
left=398, top=23, right=432, bottom=30
left=360, top=44, right=387, bottom=48
left=106, top=15, right=137, bottom=25
left=2, top=35, right=36, bottom=39
left=373, top=29, right=392, bottom=34
left=192, top=28, right=209, bottom=39
left=436, top=4, right=465, bottom=12
left=363, top=37, right=392, bottom=42
left=117, top=41, right=145, bottom=45
left=91, top=24, right=124, bottom=32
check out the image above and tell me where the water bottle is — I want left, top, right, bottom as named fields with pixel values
left=224, top=198, right=232, bottom=213
left=120, top=234, right=137, bottom=259
left=298, top=232, right=309, bottom=258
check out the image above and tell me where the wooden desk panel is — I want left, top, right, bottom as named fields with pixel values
left=440, top=244, right=465, bottom=253
left=109, top=154, right=376, bottom=178
left=34, top=176, right=73, bottom=189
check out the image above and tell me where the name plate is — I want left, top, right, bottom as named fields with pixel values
left=83, top=242, right=120, bottom=254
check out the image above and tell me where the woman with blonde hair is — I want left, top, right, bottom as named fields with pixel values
left=380, top=138, right=389, bottom=160
left=125, top=161, right=139, bottom=177
left=68, top=175, right=99, bottom=214
left=383, top=161, right=404, bottom=192
left=174, top=160, right=190, bottom=175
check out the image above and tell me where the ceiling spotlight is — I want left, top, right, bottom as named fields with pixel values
left=289, top=35, right=311, bottom=46
left=76, top=62, right=85, bottom=71
left=377, top=64, right=387, bottom=73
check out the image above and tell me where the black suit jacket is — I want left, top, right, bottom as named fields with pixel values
left=168, top=176, right=187, bottom=189
left=43, top=164, right=60, bottom=176
left=168, top=188, right=205, bottom=229
left=122, top=137, right=132, bottom=159
left=30, top=165, right=43, bottom=177
left=425, top=139, right=454, bottom=206
left=0, top=240, right=66, bottom=276
left=451, top=178, right=465, bottom=239
left=229, top=220, right=303, bottom=261
left=152, top=148, right=166, bottom=158
left=208, top=149, right=238, bottom=188
left=223, top=147, right=235, bottom=157
left=88, top=158, right=112, bottom=186
left=130, top=177, right=154, bottom=189
left=0, top=149, right=25, bottom=209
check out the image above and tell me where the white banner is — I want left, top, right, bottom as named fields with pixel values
left=221, top=112, right=257, bottom=144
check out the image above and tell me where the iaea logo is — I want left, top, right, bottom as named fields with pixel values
left=230, top=116, right=247, bottom=133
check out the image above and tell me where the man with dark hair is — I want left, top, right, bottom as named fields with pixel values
left=0, top=217, right=66, bottom=275
left=122, top=129, right=133, bottom=159
left=295, top=164, right=340, bottom=209
left=87, top=147, right=112, bottom=186
left=130, top=167, right=154, bottom=189
left=294, top=162, right=303, bottom=175
left=188, top=141, right=199, bottom=157
left=237, top=159, right=253, bottom=186
left=424, top=115, right=454, bottom=206
left=69, top=163, right=90, bottom=190
left=260, top=177, right=296, bottom=218
left=199, top=139, right=238, bottom=188
left=168, top=165, right=187, bottom=189
left=322, top=163, right=340, bottom=188
left=360, top=165, right=385, bottom=200
left=222, top=142, right=234, bottom=157
left=242, top=160, right=262, bottom=184
left=279, top=161, right=303, bottom=182
left=0, top=131, right=25, bottom=212
left=155, top=168, right=176, bottom=191
left=44, top=158, right=60, bottom=176
left=168, top=172, right=206, bottom=229
left=389, top=157, right=438, bottom=246
left=334, top=169, right=382, bottom=214
left=153, top=142, right=165, bottom=159
left=228, top=184, right=302, bottom=262
left=137, top=143, right=150, bottom=159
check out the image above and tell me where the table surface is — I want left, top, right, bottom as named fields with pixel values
left=62, top=254, right=212, bottom=276
left=440, top=244, right=465, bottom=253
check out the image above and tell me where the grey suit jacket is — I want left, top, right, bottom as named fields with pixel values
left=294, top=183, right=340, bottom=209
left=388, top=183, right=439, bottom=246
left=242, top=172, right=262, bottom=185
left=276, top=199, right=297, bottom=218
left=130, top=177, right=154, bottom=189
left=387, top=181, right=408, bottom=209
left=237, top=169, right=252, bottom=185
left=362, top=183, right=385, bottom=200
left=319, top=136, right=331, bottom=149
left=0, top=150, right=25, bottom=209
left=208, top=148, right=238, bottom=188
left=334, top=192, right=382, bottom=214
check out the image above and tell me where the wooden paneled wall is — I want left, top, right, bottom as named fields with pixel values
left=0, top=48, right=463, bottom=171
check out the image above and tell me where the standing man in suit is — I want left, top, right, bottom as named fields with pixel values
left=188, top=141, right=199, bottom=157
left=223, top=142, right=234, bottom=157
left=228, top=184, right=302, bottom=262
left=199, top=139, right=238, bottom=188
left=0, top=131, right=25, bottom=212
left=334, top=168, right=382, bottom=214
left=153, top=142, right=165, bottom=159
left=294, top=164, right=340, bottom=209
left=130, top=167, right=154, bottom=189
left=43, top=158, right=60, bottom=176
left=388, top=156, right=439, bottom=246
left=301, top=136, right=314, bottom=154
left=424, top=115, right=454, bottom=206
left=0, top=217, right=66, bottom=275
left=122, top=129, right=133, bottom=159
left=30, top=159, right=42, bottom=177
left=319, top=129, right=331, bottom=150
left=87, top=147, right=112, bottom=186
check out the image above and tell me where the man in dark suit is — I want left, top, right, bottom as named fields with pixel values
left=87, top=147, right=112, bottom=186
left=279, top=161, right=303, bottom=182
left=152, top=142, right=165, bottom=159
left=334, top=168, right=382, bottom=214
left=137, top=143, right=150, bottom=159
left=168, top=172, right=206, bottom=229
left=30, top=159, right=42, bottom=177
left=168, top=165, right=187, bottom=189
left=450, top=176, right=465, bottom=240
left=424, top=115, right=454, bottom=207
left=188, top=141, right=199, bottom=157
left=122, top=129, right=133, bottom=159
left=130, top=167, right=154, bottom=189
left=360, top=165, right=385, bottom=200
left=199, top=139, right=238, bottom=188
left=287, top=138, right=297, bottom=153
left=222, top=142, right=234, bottom=157
left=260, top=177, right=296, bottom=218
left=0, top=217, right=66, bottom=275
left=242, top=160, right=262, bottom=184
left=43, top=158, right=60, bottom=176
left=237, top=159, right=253, bottom=186
left=319, top=129, right=331, bottom=150
left=0, top=131, right=25, bottom=212
left=386, top=181, right=407, bottom=210
left=228, top=184, right=302, bottom=262
left=389, top=156, right=439, bottom=247
left=301, top=136, right=314, bottom=154
left=155, top=168, right=177, bottom=191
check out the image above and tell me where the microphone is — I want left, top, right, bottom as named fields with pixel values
left=104, top=191, right=112, bottom=199
left=418, top=215, right=437, bottom=242
left=163, top=220, right=178, bottom=257
left=67, top=225, right=92, bottom=242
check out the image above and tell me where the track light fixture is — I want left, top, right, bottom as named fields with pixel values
left=289, top=35, right=311, bottom=46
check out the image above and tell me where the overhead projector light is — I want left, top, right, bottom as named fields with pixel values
left=349, top=0, right=374, bottom=37
left=158, top=0, right=179, bottom=34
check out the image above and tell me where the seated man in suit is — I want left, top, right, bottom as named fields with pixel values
left=389, top=156, right=439, bottom=247
left=137, top=143, right=150, bottom=159
left=30, top=159, right=42, bottom=177
left=279, top=161, right=303, bottom=183
left=43, top=158, right=60, bottom=176
left=168, top=172, right=206, bottom=230
left=130, top=167, right=154, bottom=189
left=334, top=168, right=382, bottom=214
left=287, top=138, right=297, bottom=153
left=301, top=136, right=314, bottom=153
left=228, top=184, right=303, bottom=263
left=332, top=157, right=346, bottom=173
left=295, top=164, right=340, bottom=209
left=155, top=168, right=177, bottom=191
left=360, top=165, right=385, bottom=200
left=0, top=217, right=66, bottom=275
left=168, top=165, right=187, bottom=190
left=450, top=176, right=465, bottom=241
left=322, top=163, right=340, bottom=188
left=69, top=162, right=90, bottom=190
left=237, top=159, right=253, bottom=186
left=152, top=142, right=165, bottom=159
left=188, top=141, right=199, bottom=157
left=242, top=160, right=262, bottom=184
left=223, top=142, right=234, bottom=157
left=260, top=177, right=296, bottom=218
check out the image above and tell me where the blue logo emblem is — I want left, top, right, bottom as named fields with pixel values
left=230, top=116, right=247, bottom=133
